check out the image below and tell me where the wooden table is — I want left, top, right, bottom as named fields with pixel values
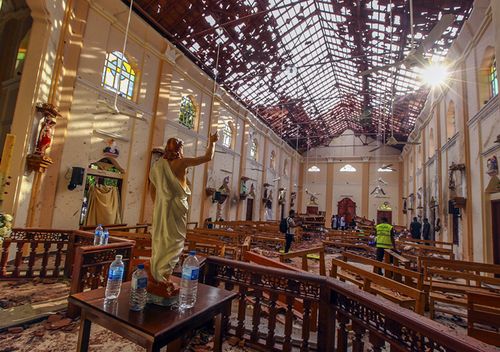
left=69, top=277, right=237, bottom=352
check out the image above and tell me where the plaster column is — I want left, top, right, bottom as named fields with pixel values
left=325, top=163, right=334, bottom=225
left=361, top=162, right=369, bottom=217
left=398, top=162, right=404, bottom=225
left=297, top=162, right=305, bottom=213
left=460, top=61, right=474, bottom=261
left=259, top=134, right=269, bottom=221
left=198, top=96, right=220, bottom=225
left=35, top=0, right=90, bottom=227
left=4, top=6, right=52, bottom=223
left=235, top=119, right=247, bottom=220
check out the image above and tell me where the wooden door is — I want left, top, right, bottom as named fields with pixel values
left=492, top=200, right=500, bottom=265
left=377, top=211, right=392, bottom=224
left=337, top=198, right=356, bottom=223
left=246, top=198, right=254, bottom=221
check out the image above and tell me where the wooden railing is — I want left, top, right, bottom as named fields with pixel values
left=0, top=228, right=74, bottom=279
left=0, top=228, right=134, bottom=317
left=67, top=236, right=134, bottom=317
left=201, top=257, right=497, bottom=352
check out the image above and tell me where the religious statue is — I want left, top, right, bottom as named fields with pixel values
left=148, top=131, right=218, bottom=304
left=35, top=115, right=56, bottom=156
left=103, top=139, right=119, bottom=157
left=487, top=156, right=498, bottom=177
left=278, top=188, right=286, bottom=205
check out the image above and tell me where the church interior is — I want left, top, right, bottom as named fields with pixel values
left=0, top=0, right=500, bottom=350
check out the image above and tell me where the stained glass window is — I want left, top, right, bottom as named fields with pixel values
left=101, top=51, right=136, bottom=100
left=250, top=138, right=258, bottom=160
left=489, top=59, right=498, bottom=98
left=179, top=95, right=196, bottom=129
left=221, top=121, right=233, bottom=148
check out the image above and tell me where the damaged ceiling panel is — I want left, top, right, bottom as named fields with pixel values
left=130, top=0, right=474, bottom=151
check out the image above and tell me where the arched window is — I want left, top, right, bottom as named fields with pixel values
left=283, top=159, right=289, bottom=176
left=221, top=121, right=233, bottom=148
left=101, top=51, right=136, bottom=100
left=250, top=138, right=258, bottom=160
left=446, top=101, right=456, bottom=140
left=489, top=58, right=498, bottom=98
left=179, top=95, right=196, bottom=129
left=479, top=47, right=497, bottom=106
left=270, top=150, right=276, bottom=170
left=340, top=164, right=356, bottom=172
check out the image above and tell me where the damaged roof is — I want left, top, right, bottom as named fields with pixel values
left=130, top=0, right=473, bottom=151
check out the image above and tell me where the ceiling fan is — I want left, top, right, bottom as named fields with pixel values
left=94, top=99, right=145, bottom=120
left=358, top=0, right=455, bottom=76
left=369, top=134, right=420, bottom=153
left=379, top=163, right=397, bottom=172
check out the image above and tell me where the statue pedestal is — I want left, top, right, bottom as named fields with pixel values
left=144, top=263, right=180, bottom=307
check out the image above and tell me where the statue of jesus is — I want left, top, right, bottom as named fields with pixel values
left=149, top=131, right=218, bottom=288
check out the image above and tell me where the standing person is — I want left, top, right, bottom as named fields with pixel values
left=422, top=218, right=431, bottom=243
left=285, top=209, right=299, bottom=253
left=331, top=214, right=337, bottom=230
left=149, top=131, right=218, bottom=285
left=375, top=217, right=396, bottom=263
left=409, top=217, right=422, bottom=240
left=340, top=215, right=346, bottom=230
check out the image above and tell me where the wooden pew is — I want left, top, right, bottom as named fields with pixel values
left=322, top=239, right=373, bottom=255
left=108, top=225, right=149, bottom=233
left=398, top=237, right=454, bottom=251
left=279, top=246, right=326, bottom=276
left=330, top=258, right=426, bottom=314
left=383, top=249, right=411, bottom=270
left=243, top=250, right=319, bottom=331
left=79, top=223, right=127, bottom=231
left=421, top=258, right=500, bottom=319
left=249, top=234, right=285, bottom=251
left=467, top=292, right=500, bottom=347
left=341, top=251, right=423, bottom=290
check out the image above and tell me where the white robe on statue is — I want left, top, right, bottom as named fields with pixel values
left=149, top=159, right=191, bottom=282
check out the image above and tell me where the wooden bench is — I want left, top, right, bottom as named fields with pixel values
left=421, top=258, right=500, bottom=319
left=323, top=239, right=373, bottom=255
left=341, top=251, right=423, bottom=290
left=249, top=234, right=285, bottom=251
left=108, top=225, right=149, bottom=233
left=330, top=258, right=426, bottom=314
left=398, top=237, right=454, bottom=251
left=279, top=246, right=326, bottom=276
left=79, top=223, right=127, bottom=231
left=243, top=250, right=319, bottom=331
left=383, top=248, right=411, bottom=270
left=467, top=292, right=500, bottom=347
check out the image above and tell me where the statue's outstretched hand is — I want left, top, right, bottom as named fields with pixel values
left=209, top=131, right=219, bottom=143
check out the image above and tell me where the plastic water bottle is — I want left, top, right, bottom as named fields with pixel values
left=129, top=263, right=148, bottom=311
left=105, top=255, right=124, bottom=300
left=179, top=251, right=200, bottom=310
left=94, top=224, right=103, bottom=246
left=100, top=229, right=109, bottom=245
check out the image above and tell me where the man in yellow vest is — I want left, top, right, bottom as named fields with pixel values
left=375, top=217, right=396, bottom=263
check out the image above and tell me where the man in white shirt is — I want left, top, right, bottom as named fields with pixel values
left=285, top=209, right=299, bottom=253
left=340, top=215, right=346, bottom=230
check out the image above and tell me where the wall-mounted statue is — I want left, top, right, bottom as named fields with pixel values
left=278, top=187, right=286, bottom=205
left=148, top=131, right=218, bottom=304
left=213, top=176, right=230, bottom=204
left=240, top=176, right=250, bottom=199
left=487, top=155, right=498, bottom=177
left=34, top=104, right=60, bottom=156
left=103, top=138, right=119, bottom=157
